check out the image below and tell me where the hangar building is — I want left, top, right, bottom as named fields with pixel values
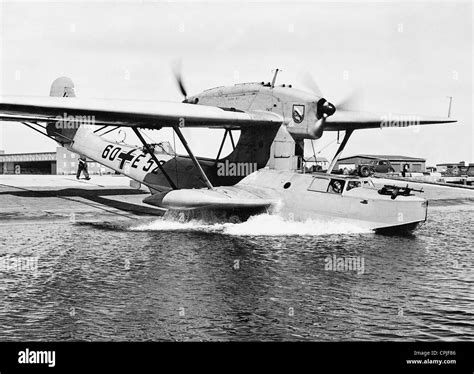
left=335, top=154, right=426, bottom=173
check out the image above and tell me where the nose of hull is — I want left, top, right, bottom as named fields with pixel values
left=374, top=221, right=423, bottom=235
left=371, top=198, right=428, bottom=234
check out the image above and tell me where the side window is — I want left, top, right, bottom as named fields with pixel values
left=328, top=179, right=345, bottom=194
left=346, top=181, right=361, bottom=191
left=362, top=180, right=375, bottom=188
left=308, top=177, right=330, bottom=192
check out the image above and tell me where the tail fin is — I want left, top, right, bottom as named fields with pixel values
left=49, top=76, right=76, bottom=98
left=46, top=77, right=78, bottom=144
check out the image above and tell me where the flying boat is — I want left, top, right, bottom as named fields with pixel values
left=0, top=69, right=456, bottom=233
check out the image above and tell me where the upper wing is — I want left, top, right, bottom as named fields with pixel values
left=0, top=96, right=284, bottom=129
left=324, top=109, right=456, bottom=130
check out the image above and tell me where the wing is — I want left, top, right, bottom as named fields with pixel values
left=0, top=96, right=284, bottom=129
left=324, top=109, right=456, bottom=131
left=144, top=185, right=278, bottom=210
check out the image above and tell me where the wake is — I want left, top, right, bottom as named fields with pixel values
left=130, top=213, right=372, bottom=236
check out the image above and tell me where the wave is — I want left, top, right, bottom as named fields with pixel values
left=130, top=213, right=372, bottom=236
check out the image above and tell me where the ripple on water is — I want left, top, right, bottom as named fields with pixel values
left=0, top=205, right=472, bottom=341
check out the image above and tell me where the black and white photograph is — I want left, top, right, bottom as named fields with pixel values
left=0, top=0, right=472, bottom=371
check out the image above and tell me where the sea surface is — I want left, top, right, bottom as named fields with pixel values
left=0, top=202, right=473, bottom=341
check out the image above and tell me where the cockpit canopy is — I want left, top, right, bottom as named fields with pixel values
left=308, top=175, right=375, bottom=194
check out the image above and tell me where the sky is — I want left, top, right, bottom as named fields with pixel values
left=0, top=0, right=472, bottom=166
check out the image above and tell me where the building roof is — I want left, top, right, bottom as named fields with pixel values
left=0, top=152, right=56, bottom=162
left=338, top=154, right=426, bottom=162
left=436, top=162, right=467, bottom=166
left=305, top=156, right=329, bottom=163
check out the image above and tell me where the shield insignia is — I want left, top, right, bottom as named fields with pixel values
left=292, top=104, right=305, bottom=123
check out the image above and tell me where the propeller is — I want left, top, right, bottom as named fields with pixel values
left=172, top=61, right=188, bottom=102
left=303, top=71, right=363, bottom=138
left=334, top=87, right=364, bottom=111
left=303, top=71, right=363, bottom=110
left=301, top=71, right=323, bottom=98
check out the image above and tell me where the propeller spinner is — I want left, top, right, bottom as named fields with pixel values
left=309, top=98, right=337, bottom=139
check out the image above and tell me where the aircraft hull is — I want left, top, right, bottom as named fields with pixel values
left=71, top=128, right=427, bottom=234
left=237, top=169, right=428, bottom=233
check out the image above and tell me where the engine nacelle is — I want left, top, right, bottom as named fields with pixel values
left=308, top=118, right=325, bottom=139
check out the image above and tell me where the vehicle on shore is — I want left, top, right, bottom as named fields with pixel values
left=357, top=159, right=396, bottom=177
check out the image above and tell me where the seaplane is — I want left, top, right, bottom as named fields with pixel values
left=0, top=69, right=456, bottom=233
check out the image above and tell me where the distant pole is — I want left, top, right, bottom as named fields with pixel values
left=271, top=68, right=281, bottom=88
left=447, top=96, right=453, bottom=118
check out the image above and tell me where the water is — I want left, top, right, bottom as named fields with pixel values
left=0, top=203, right=472, bottom=341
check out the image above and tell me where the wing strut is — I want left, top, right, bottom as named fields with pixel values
left=326, top=129, right=353, bottom=174
left=132, top=127, right=178, bottom=190
left=228, top=130, right=236, bottom=149
left=215, top=129, right=228, bottom=162
left=21, top=121, right=74, bottom=146
left=173, top=126, right=214, bottom=190
left=214, top=129, right=236, bottom=162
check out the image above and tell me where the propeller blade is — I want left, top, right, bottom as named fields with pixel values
left=335, top=86, right=364, bottom=111
left=172, top=60, right=188, bottom=99
left=176, top=77, right=187, bottom=99
left=301, top=71, right=323, bottom=97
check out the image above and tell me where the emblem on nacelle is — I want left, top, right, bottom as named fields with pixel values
left=292, top=104, right=305, bottom=124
